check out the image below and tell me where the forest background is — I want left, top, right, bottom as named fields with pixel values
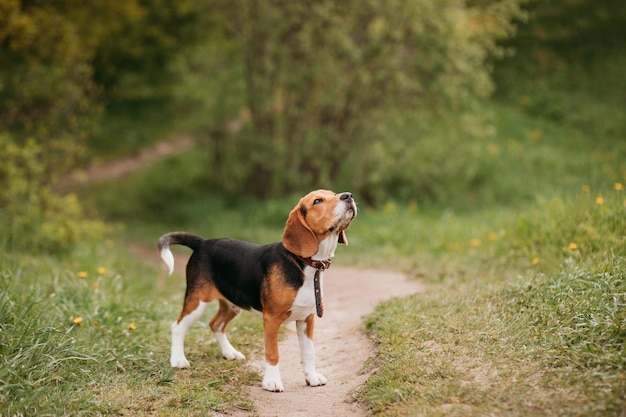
left=1, top=0, right=625, bottom=415
left=1, top=0, right=623, bottom=251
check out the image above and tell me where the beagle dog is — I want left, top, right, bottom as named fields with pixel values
left=157, top=190, right=357, bottom=392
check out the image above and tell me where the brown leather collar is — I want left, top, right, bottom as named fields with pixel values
left=297, top=256, right=331, bottom=271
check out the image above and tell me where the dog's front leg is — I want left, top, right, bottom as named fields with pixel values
left=297, top=315, right=327, bottom=387
left=262, top=314, right=284, bottom=392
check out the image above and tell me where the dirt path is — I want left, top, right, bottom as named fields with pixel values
left=57, top=135, right=195, bottom=192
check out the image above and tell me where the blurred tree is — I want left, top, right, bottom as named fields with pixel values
left=493, top=0, right=626, bottom=137
left=496, top=0, right=626, bottom=75
left=212, top=0, right=524, bottom=199
left=0, top=0, right=211, bottom=251
left=85, top=0, right=212, bottom=92
left=0, top=0, right=211, bottom=181
left=0, top=0, right=98, bottom=179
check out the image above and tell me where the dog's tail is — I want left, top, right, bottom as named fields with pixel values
left=157, top=232, right=204, bottom=275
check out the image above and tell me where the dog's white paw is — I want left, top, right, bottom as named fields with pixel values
left=262, top=364, right=284, bottom=392
left=306, top=372, right=327, bottom=387
left=170, top=355, right=190, bottom=368
left=262, top=377, right=285, bottom=392
left=223, top=348, right=246, bottom=361
left=215, top=332, right=246, bottom=360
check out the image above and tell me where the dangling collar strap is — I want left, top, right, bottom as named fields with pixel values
left=296, top=256, right=331, bottom=317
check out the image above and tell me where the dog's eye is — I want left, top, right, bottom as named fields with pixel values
left=313, top=198, right=323, bottom=205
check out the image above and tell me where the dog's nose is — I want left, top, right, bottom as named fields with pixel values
left=340, top=192, right=353, bottom=202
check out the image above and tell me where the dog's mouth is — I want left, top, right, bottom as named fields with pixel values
left=338, top=204, right=357, bottom=230
left=329, top=212, right=355, bottom=233
left=345, top=201, right=357, bottom=220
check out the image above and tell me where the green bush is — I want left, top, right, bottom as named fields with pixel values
left=0, top=134, right=105, bottom=254
left=349, top=111, right=494, bottom=206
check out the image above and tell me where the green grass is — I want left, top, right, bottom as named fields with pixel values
left=0, top=242, right=262, bottom=416
left=360, top=191, right=626, bottom=416
left=362, top=266, right=626, bottom=416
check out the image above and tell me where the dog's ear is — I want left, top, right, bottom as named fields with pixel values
left=283, top=204, right=319, bottom=258
left=338, top=230, right=348, bottom=246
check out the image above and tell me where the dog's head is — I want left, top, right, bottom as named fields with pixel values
left=282, top=189, right=357, bottom=258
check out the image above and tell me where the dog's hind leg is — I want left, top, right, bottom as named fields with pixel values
left=171, top=297, right=208, bottom=368
left=209, top=299, right=245, bottom=360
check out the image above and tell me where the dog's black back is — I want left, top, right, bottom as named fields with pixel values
left=184, top=238, right=305, bottom=312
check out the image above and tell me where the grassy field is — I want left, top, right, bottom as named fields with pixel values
left=360, top=191, right=626, bottom=416
left=1, top=240, right=263, bottom=416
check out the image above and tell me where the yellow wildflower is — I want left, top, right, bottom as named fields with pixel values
left=596, top=196, right=604, bottom=205
left=487, top=144, right=500, bottom=156
left=97, top=266, right=107, bottom=275
left=383, top=201, right=397, bottom=214
left=73, top=317, right=84, bottom=325
left=470, top=238, right=481, bottom=247
left=78, top=271, right=88, bottom=279
left=128, top=323, right=137, bottom=331
left=487, top=232, right=498, bottom=241
left=531, top=258, right=540, bottom=265
left=582, top=185, right=590, bottom=193
left=569, top=243, right=579, bottom=250
left=615, top=182, right=624, bottom=191
left=529, top=129, right=543, bottom=141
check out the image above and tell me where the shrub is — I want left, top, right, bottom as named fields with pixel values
left=0, top=134, right=105, bottom=254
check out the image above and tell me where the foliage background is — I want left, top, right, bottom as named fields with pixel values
left=1, top=0, right=624, bottom=248
left=0, top=0, right=528, bottom=254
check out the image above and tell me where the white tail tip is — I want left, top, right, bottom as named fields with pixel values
left=160, top=246, right=175, bottom=275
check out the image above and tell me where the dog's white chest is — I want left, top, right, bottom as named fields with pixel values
left=289, top=271, right=321, bottom=321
